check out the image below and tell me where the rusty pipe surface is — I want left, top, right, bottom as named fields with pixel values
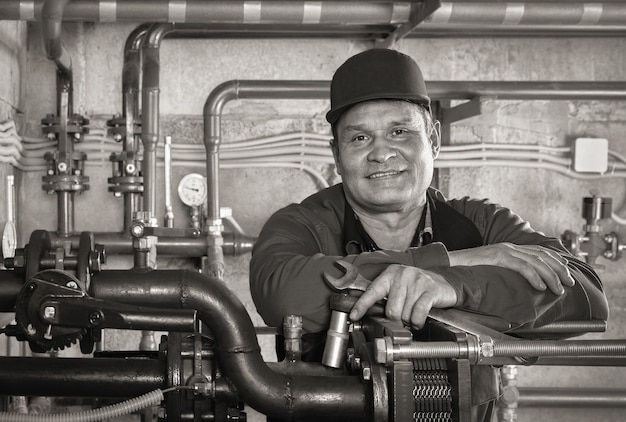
left=91, top=269, right=365, bottom=420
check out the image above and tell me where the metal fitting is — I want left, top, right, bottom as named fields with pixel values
left=480, top=339, right=495, bottom=358
left=374, top=337, right=394, bottom=366
left=43, top=306, right=56, bottom=321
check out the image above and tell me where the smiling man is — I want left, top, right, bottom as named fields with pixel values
left=249, top=48, right=608, bottom=420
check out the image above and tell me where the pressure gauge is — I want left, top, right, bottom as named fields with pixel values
left=178, top=173, right=207, bottom=207
left=2, top=221, right=16, bottom=259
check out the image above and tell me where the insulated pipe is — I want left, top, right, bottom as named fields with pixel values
left=0, top=2, right=413, bottom=24
left=425, top=3, right=626, bottom=26
left=91, top=269, right=366, bottom=420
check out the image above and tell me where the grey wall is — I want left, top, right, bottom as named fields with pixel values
left=3, top=20, right=626, bottom=421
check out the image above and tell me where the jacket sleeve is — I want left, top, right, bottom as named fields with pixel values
left=440, top=197, right=609, bottom=335
left=250, top=204, right=451, bottom=334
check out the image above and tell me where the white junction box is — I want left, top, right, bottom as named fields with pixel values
left=574, top=137, right=609, bottom=173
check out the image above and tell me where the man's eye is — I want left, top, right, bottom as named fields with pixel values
left=392, top=129, right=408, bottom=136
left=351, top=135, right=368, bottom=142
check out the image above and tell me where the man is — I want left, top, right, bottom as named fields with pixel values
left=250, top=48, right=609, bottom=418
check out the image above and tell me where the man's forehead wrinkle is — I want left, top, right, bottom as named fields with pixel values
left=343, top=117, right=423, bottom=132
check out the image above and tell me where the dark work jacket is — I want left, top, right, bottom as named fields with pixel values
left=250, top=184, right=609, bottom=403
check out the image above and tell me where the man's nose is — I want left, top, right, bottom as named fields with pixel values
left=367, top=134, right=396, bottom=162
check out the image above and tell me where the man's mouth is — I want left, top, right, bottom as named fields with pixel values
left=367, top=170, right=402, bottom=179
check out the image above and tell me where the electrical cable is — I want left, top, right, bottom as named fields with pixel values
left=0, top=386, right=200, bottom=422
left=3, top=122, right=626, bottom=186
left=0, top=389, right=164, bottom=422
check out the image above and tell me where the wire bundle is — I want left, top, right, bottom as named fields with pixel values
left=2, top=120, right=626, bottom=186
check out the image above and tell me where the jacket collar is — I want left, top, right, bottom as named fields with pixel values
left=342, top=188, right=482, bottom=254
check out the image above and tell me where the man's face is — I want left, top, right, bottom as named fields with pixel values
left=333, top=100, right=439, bottom=214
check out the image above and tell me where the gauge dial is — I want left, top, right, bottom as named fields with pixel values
left=178, top=173, right=207, bottom=207
left=2, top=221, right=16, bottom=259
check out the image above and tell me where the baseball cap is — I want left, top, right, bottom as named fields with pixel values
left=326, top=48, right=431, bottom=125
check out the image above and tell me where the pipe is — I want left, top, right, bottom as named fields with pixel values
left=0, top=356, right=166, bottom=397
left=203, top=80, right=329, bottom=224
left=141, top=23, right=172, bottom=218
left=426, top=81, right=626, bottom=101
left=0, top=271, right=24, bottom=312
left=517, top=387, right=626, bottom=408
left=41, top=0, right=78, bottom=237
left=91, top=269, right=366, bottom=420
left=41, top=0, right=72, bottom=115
left=202, top=80, right=329, bottom=278
left=426, top=3, right=626, bottom=26
left=120, top=23, right=150, bottom=233
left=0, top=2, right=414, bottom=24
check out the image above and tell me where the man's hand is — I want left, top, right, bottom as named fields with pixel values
left=448, top=243, right=575, bottom=295
left=349, top=264, right=457, bottom=329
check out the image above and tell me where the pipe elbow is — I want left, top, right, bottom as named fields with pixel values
left=41, top=0, right=71, bottom=61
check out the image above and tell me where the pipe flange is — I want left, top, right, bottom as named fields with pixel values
left=107, top=115, right=141, bottom=138
left=42, top=174, right=90, bottom=193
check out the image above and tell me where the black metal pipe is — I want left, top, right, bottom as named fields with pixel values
left=0, top=270, right=24, bottom=311
left=0, top=356, right=167, bottom=397
left=91, top=269, right=366, bottom=420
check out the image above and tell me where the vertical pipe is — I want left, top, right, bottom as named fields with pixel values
left=122, top=24, right=150, bottom=233
left=42, top=0, right=77, bottom=236
left=57, top=191, right=73, bottom=236
left=202, top=80, right=329, bottom=279
left=141, top=23, right=174, bottom=218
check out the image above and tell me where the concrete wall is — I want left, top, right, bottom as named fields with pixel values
left=6, top=20, right=626, bottom=421
left=0, top=19, right=26, bottom=354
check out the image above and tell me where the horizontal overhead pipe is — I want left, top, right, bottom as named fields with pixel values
left=517, top=387, right=626, bottom=408
left=91, top=269, right=366, bottom=420
left=426, top=3, right=626, bottom=26
left=0, top=1, right=413, bottom=24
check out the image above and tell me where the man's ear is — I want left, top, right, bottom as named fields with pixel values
left=430, top=120, right=441, bottom=159
left=330, top=140, right=342, bottom=175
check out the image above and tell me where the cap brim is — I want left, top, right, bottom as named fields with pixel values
left=326, top=94, right=431, bottom=125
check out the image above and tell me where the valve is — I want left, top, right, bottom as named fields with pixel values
left=561, top=194, right=624, bottom=265
left=41, top=114, right=90, bottom=195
